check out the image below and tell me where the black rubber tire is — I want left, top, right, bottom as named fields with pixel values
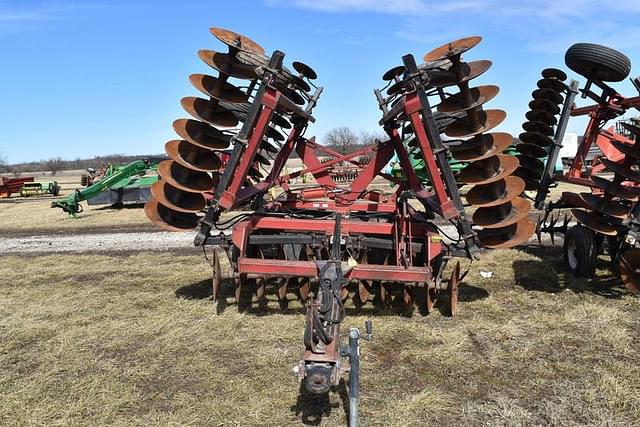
left=565, top=43, right=631, bottom=82
left=563, top=225, right=597, bottom=278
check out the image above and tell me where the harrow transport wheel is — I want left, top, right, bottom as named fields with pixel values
left=565, top=43, right=631, bottom=82
left=619, top=249, right=640, bottom=295
left=563, top=225, right=597, bottom=278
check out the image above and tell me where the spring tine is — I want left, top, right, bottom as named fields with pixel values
left=256, top=279, right=266, bottom=299
left=299, top=278, right=310, bottom=301
left=358, top=281, right=371, bottom=303
left=562, top=213, right=569, bottom=231
left=277, top=278, right=288, bottom=300
left=235, top=279, right=242, bottom=303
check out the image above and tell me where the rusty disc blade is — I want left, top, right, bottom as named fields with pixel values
left=519, top=131, right=553, bottom=147
left=181, top=97, right=239, bottom=128
left=600, top=158, right=640, bottom=182
left=466, top=175, right=526, bottom=207
left=571, top=208, right=618, bottom=236
left=537, top=77, right=568, bottom=92
left=452, top=132, right=512, bottom=162
left=145, top=198, right=200, bottom=232
left=522, top=121, right=554, bottom=136
left=473, top=197, right=531, bottom=229
left=517, top=154, right=544, bottom=173
left=579, top=192, right=630, bottom=219
left=590, top=175, right=640, bottom=202
left=198, top=50, right=257, bottom=80
left=525, top=110, right=558, bottom=126
left=529, top=99, right=561, bottom=115
left=290, top=75, right=311, bottom=93
left=478, top=218, right=536, bottom=249
left=531, top=88, right=564, bottom=104
left=609, top=139, right=640, bottom=160
left=173, top=119, right=231, bottom=150
left=189, top=74, right=249, bottom=104
left=292, top=61, right=318, bottom=80
left=165, top=140, right=221, bottom=172
left=382, top=65, right=405, bottom=81
left=423, top=36, right=482, bottom=61
left=429, top=60, right=492, bottom=88
left=210, top=27, right=265, bottom=55
left=459, top=154, right=519, bottom=185
left=619, top=249, right=640, bottom=295
left=513, top=167, right=541, bottom=191
left=541, top=68, right=567, bottom=81
left=437, top=85, right=499, bottom=113
left=150, top=180, right=206, bottom=213
left=445, top=109, right=506, bottom=138
left=516, top=142, right=548, bottom=158
left=158, top=160, right=214, bottom=193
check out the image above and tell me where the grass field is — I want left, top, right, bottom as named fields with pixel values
left=1, top=247, right=638, bottom=426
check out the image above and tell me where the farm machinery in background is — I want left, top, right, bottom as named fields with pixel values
left=144, top=27, right=534, bottom=425
left=0, top=176, right=60, bottom=198
left=530, top=43, right=640, bottom=294
left=52, top=159, right=159, bottom=217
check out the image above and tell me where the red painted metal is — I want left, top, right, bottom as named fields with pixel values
left=0, top=176, right=34, bottom=198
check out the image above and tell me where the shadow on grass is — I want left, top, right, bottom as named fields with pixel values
left=291, top=380, right=349, bottom=426
left=95, top=202, right=145, bottom=211
left=175, top=279, right=212, bottom=300
left=515, top=245, right=627, bottom=299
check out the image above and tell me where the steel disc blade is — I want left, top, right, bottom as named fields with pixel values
left=445, top=109, right=506, bottom=138
left=145, top=198, right=200, bottom=232
left=429, top=60, right=492, bottom=88
left=451, top=132, right=512, bottom=162
left=537, top=78, right=568, bottom=92
left=600, top=158, right=640, bottom=182
left=519, top=131, right=553, bottom=147
left=529, top=99, right=561, bottom=115
left=150, top=180, right=206, bottom=213
left=590, top=175, right=640, bottom=202
left=516, top=142, right=548, bottom=158
left=522, top=121, right=554, bottom=136
left=619, top=249, right=640, bottom=295
left=423, top=36, right=482, bottom=61
left=266, top=126, right=285, bottom=142
left=198, top=49, right=257, bottom=80
left=181, top=97, right=239, bottom=127
left=579, top=193, right=630, bottom=219
left=165, top=140, right=221, bottom=172
left=437, top=85, right=499, bottom=113
left=292, top=61, right=318, bottom=80
left=290, top=75, right=311, bottom=93
left=466, top=176, right=526, bottom=207
left=210, top=27, right=265, bottom=55
left=274, top=83, right=305, bottom=105
left=541, top=68, right=567, bottom=80
left=478, top=218, right=536, bottom=249
left=261, top=140, right=279, bottom=153
left=189, top=74, right=249, bottom=104
left=531, top=88, right=564, bottom=104
left=382, top=65, right=405, bottom=81
left=158, top=160, right=214, bottom=193
left=473, top=197, right=530, bottom=229
left=459, top=154, right=519, bottom=185
left=525, top=110, right=558, bottom=126
left=513, top=167, right=541, bottom=190
left=609, top=139, right=640, bottom=160
left=571, top=208, right=618, bottom=236
left=173, top=119, right=231, bottom=150
left=271, top=113, right=292, bottom=130
left=517, top=154, right=544, bottom=173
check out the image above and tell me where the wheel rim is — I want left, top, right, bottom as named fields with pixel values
left=567, top=238, right=579, bottom=270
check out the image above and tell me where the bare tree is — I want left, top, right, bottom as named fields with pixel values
left=43, top=157, right=64, bottom=176
left=359, top=131, right=386, bottom=146
left=323, top=127, right=359, bottom=154
left=0, top=154, right=8, bottom=174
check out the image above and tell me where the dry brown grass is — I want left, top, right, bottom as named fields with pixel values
left=1, top=247, right=638, bottom=426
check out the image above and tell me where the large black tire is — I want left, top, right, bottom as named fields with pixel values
left=565, top=43, right=631, bottom=82
left=563, top=225, right=597, bottom=278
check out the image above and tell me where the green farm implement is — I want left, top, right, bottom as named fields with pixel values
left=52, top=159, right=159, bottom=216
left=20, top=181, right=61, bottom=197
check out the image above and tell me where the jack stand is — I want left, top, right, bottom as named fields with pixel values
left=341, top=320, right=373, bottom=427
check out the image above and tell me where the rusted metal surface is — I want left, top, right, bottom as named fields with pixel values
left=0, top=176, right=34, bottom=198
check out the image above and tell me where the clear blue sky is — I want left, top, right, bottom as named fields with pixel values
left=1, top=0, right=640, bottom=163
